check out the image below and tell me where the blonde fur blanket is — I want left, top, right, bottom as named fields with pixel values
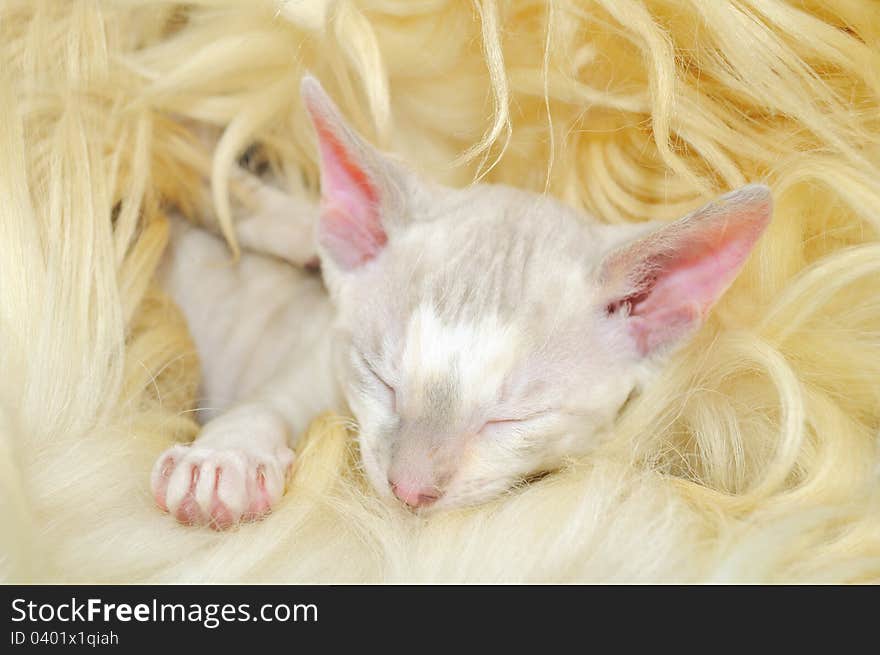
left=2, top=0, right=879, bottom=583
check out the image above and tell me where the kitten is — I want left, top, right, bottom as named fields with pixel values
left=152, top=76, right=772, bottom=528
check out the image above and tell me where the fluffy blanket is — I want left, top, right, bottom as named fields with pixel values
left=2, top=0, right=879, bottom=582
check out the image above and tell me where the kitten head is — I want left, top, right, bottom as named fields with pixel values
left=302, top=77, right=772, bottom=511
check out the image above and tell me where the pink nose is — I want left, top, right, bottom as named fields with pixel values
left=390, top=481, right=440, bottom=508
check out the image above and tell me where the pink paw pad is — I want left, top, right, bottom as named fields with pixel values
left=150, top=444, right=294, bottom=530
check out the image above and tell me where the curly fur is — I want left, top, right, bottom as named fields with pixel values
left=1, top=0, right=879, bottom=582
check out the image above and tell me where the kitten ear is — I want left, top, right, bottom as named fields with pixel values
left=301, top=75, right=401, bottom=270
left=599, top=184, right=772, bottom=357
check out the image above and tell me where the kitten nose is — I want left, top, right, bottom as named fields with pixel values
left=390, top=481, right=440, bottom=508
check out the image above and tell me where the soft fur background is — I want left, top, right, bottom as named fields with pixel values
left=2, top=0, right=879, bottom=583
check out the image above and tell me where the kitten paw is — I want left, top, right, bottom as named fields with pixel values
left=151, top=443, right=295, bottom=530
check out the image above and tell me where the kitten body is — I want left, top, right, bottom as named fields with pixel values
left=152, top=78, right=772, bottom=527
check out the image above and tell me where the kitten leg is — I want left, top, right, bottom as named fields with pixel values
left=197, top=168, right=319, bottom=267
left=154, top=216, right=338, bottom=529
left=232, top=169, right=319, bottom=267
left=151, top=344, right=339, bottom=530
left=151, top=404, right=295, bottom=530
left=180, top=120, right=319, bottom=267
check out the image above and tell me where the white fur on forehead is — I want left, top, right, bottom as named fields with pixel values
left=400, top=302, right=519, bottom=416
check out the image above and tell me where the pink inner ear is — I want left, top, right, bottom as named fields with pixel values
left=614, top=202, right=770, bottom=356
left=311, top=115, right=387, bottom=270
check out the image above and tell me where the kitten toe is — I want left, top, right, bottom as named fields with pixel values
left=168, top=462, right=205, bottom=524
left=151, top=442, right=295, bottom=529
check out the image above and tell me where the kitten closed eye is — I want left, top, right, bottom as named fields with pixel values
left=480, top=412, right=550, bottom=436
left=358, top=353, right=397, bottom=409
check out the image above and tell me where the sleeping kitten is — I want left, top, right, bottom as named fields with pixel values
left=152, top=76, right=772, bottom=528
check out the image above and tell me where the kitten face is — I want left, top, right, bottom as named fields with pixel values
left=331, top=184, right=638, bottom=509
left=302, top=76, right=772, bottom=511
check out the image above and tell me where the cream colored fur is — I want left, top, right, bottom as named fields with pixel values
left=1, top=0, right=879, bottom=582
